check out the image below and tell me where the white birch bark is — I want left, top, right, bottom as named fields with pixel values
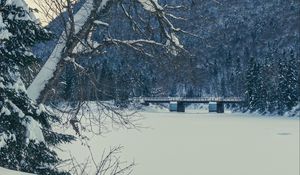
left=27, top=0, right=182, bottom=102
left=27, top=0, right=109, bottom=101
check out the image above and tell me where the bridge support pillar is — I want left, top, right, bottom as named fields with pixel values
left=169, top=101, right=185, bottom=112
left=216, top=102, right=224, bottom=113
left=177, top=102, right=185, bottom=112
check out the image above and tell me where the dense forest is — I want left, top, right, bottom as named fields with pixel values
left=32, top=0, right=300, bottom=115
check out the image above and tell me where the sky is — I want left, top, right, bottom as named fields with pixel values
left=25, top=0, right=50, bottom=26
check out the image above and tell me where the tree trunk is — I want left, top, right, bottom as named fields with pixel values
left=27, top=0, right=113, bottom=103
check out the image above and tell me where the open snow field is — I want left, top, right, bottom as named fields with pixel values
left=59, top=110, right=300, bottom=175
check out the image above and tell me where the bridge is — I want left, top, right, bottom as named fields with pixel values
left=138, top=97, right=244, bottom=113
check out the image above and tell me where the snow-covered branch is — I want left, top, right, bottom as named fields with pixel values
left=28, top=0, right=187, bottom=103
left=27, top=0, right=113, bottom=102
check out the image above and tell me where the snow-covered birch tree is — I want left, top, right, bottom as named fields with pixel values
left=27, top=0, right=186, bottom=104
left=24, top=0, right=188, bottom=135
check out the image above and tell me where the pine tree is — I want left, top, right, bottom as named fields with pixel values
left=258, top=64, right=269, bottom=113
left=0, top=1, right=75, bottom=174
left=115, top=66, right=131, bottom=107
left=281, top=51, right=298, bottom=110
left=298, top=66, right=300, bottom=102
left=98, top=60, right=116, bottom=101
left=277, top=50, right=298, bottom=113
left=245, top=57, right=264, bottom=112
left=285, top=50, right=298, bottom=110
left=277, top=56, right=287, bottom=113
left=254, top=63, right=265, bottom=112
left=261, top=59, right=277, bottom=113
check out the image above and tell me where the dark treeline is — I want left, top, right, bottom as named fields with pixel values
left=33, top=0, right=300, bottom=114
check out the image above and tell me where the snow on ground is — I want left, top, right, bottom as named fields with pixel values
left=0, top=167, right=34, bottom=175
left=57, top=109, right=300, bottom=175
left=285, top=103, right=300, bottom=117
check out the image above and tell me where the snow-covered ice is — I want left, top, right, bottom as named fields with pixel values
left=58, top=110, right=300, bottom=175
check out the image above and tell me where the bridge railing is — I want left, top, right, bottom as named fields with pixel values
left=138, top=97, right=244, bottom=102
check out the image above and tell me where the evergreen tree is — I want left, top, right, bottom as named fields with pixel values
left=98, top=60, right=115, bottom=101
left=261, top=60, right=277, bottom=113
left=220, top=78, right=226, bottom=97
left=115, top=68, right=131, bottom=107
left=298, top=66, right=300, bottom=102
left=277, top=50, right=298, bottom=113
left=0, top=1, right=74, bottom=174
left=258, top=64, right=269, bottom=113
left=285, top=50, right=298, bottom=110
left=254, top=63, right=265, bottom=112
left=245, top=57, right=264, bottom=112
left=136, top=74, right=152, bottom=97
left=277, top=56, right=287, bottom=113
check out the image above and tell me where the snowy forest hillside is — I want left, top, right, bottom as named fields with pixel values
left=33, top=0, right=300, bottom=115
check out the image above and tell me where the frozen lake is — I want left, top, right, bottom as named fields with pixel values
left=60, top=111, right=300, bottom=175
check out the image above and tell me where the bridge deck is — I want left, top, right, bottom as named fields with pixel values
left=140, top=97, right=244, bottom=103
